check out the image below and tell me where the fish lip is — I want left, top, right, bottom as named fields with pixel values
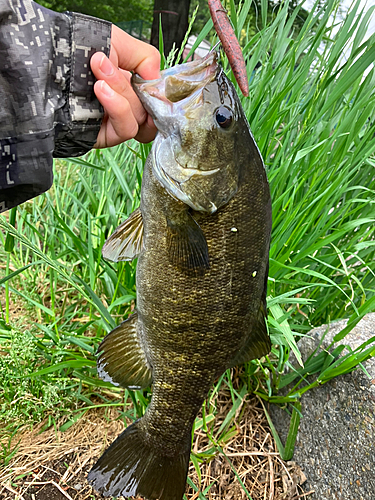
left=132, top=51, right=218, bottom=86
left=131, top=52, right=219, bottom=110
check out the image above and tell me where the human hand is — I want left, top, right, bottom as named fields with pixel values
left=90, top=25, right=160, bottom=148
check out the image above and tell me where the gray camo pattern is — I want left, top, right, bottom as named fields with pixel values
left=0, top=0, right=111, bottom=212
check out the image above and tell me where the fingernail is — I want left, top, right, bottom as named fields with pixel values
left=100, top=80, right=114, bottom=97
left=99, top=55, right=114, bottom=76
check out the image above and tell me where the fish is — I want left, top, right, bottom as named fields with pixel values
left=87, top=52, right=272, bottom=500
left=208, top=0, right=249, bottom=96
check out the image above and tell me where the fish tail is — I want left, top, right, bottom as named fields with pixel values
left=87, top=418, right=190, bottom=500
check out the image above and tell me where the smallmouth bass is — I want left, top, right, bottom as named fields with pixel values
left=88, top=52, right=272, bottom=500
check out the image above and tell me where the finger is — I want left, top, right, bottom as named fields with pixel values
left=91, top=52, right=148, bottom=127
left=110, top=25, right=161, bottom=80
left=93, top=80, right=140, bottom=148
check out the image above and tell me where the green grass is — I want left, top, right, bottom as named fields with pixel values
left=1, top=0, right=375, bottom=494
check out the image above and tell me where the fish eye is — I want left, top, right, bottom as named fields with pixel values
left=215, top=106, right=233, bottom=129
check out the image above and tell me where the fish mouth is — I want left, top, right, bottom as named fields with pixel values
left=131, top=52, right=218, bottom=119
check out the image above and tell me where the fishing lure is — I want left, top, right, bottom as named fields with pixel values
left=208, top=0, right=249, bottom=96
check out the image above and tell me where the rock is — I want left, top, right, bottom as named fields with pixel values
left=270, top=313, right=375, bottom=500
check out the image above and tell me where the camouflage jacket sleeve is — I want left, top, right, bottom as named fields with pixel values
left=0, top=0, right=111, bottom=213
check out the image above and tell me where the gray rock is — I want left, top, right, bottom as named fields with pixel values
left=270, top=314, right=375, bottom=500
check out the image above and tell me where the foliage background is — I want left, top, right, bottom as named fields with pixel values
left=37, top=0, right=154, bottom=25
left=36, top=0, right=311, bottom=36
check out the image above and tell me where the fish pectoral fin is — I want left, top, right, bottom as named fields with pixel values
left=102, top=208, right=144, bottom=262
left=97, top=312, right=152, bottom=390
left=166, top=214, right=210, bottom=275
left=229, top=302, right=271, bottom=368
left=88, top=419, right=190, bottom=500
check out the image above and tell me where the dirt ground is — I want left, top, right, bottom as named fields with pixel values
left=0, top=392, right=312, bottom=500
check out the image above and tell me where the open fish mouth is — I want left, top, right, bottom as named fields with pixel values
left=131, top=51, right=238, bottom=214
left=132, top=52, right=219, bottom=121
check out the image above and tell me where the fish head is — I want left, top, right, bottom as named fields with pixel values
left=132, top=52, right=250, bottom=213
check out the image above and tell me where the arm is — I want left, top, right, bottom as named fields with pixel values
left=0, top=0, right=160, bottom=213
left=0, top=0, right=111, bottom=212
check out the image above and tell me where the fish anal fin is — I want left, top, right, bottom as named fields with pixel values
left=97, top=312, right=152, bottom=390
left=166, top=214, right=209, bottom=276
left=102, top=208, right=144, bottom=262
left=88, top=419, right=190, bottom=500
left=229, top=303, right=271, bottom=368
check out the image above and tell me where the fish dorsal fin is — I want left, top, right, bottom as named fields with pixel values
left=166, top=214, right=210, bottom=275
left=102, top=208, right=144, bottom=262
left=97, top=312, right=153, bottom=390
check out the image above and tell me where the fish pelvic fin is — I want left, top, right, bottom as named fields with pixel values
left=88, top=419, right=190, bottom=500
left=97, top=312, right=152, bottom=390
left=102, top=208, right=144, bottom=262
left=229, top=301, right=271, bottom=367
left=166, top=213, right=209, bottom=276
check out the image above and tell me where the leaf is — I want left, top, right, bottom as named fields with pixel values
left=269, top=304, right=303, bottom=366
left=284, top=402, right=302, bottom=460
left=59, top=410, right=87, bottom=432
left=65, top=157, right=105, bottom=171
left=333, top=295, right=375, bottom=342
left=26, top=359, right=96, bottom=378
left=0, top=261, right=43, bottom=286
left=293, top=139, right=328, bottom=162
left=183, top=18, right=213, bottom=63
left=259, top=399, right=301, bottom=461
left=108, top=294, right=136, bottom=312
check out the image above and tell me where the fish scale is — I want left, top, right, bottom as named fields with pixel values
left=138, top=156, right=270, bottom=367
